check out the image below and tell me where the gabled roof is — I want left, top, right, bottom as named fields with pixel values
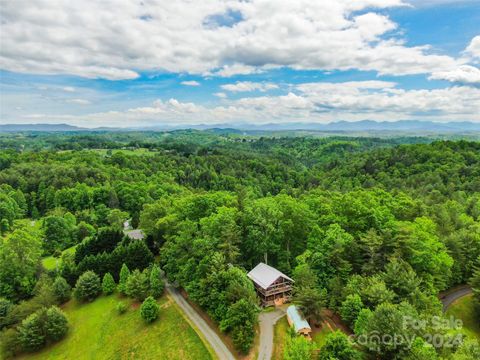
left=287, top=305, right=311, bottom=332
left=125, top=229, right=145, bottom=240
left=247, top=262, right=294, bottom=290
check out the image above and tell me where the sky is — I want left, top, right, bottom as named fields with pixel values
left=0, top=0, right=479, bottom=128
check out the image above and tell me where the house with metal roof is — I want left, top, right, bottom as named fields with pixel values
left=125, top=229, right=145, bottom=240
left=247, top=262, right=294, bottom=306
left=287, top=305, right=312, bottom=338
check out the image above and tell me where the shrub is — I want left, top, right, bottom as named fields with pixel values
left=125, top=270, right=149, bottom=301
left=17, top=311, right=45, bottom=351
left=52, top=277, right=71, bottom=304
left=116, top=302, right=127, bottom=314
left=16, top=306, right=69, bottom=353
left=149, top=264, right=164, bottom=298
left=74, top=271, right=101, bottom=302
left=140, top=296, right=159, bottom=323
left=0, top=328, right=21, bottom=359
left=45, top=306, right=68, bottom=341
left=102, top=273, right=116, bottom=295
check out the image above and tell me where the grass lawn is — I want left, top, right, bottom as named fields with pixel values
left=17, top=294, right=214, bottom=360
left=41, top=245, right=77, bottom=271
left=273, top=316, right=289, bottom=359
left=446, top=294, right=480, bottom=341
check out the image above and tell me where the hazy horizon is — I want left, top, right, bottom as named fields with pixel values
left=1, top=0, right=480, bottom=127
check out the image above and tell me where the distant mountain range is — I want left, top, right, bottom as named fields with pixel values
left=1, top=120, right=480, bottom=133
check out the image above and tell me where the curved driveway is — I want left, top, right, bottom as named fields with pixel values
left=165, top=282, right=235, bottom=360
left=258, top=309, right=285, bottom=360
left=440, top=286, right=472, bottom=312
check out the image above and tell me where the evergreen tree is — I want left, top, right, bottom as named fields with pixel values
left=149, top=265, right=164, bottom=298
left=118, top=263, right=130, bottom=295
left=102, top=273, right=116, bottom=295
left=74, top=271, right=101, bottom=302
left=52, top=277, right=71, bottom=304
left=140, top=296, right=159, bottom=323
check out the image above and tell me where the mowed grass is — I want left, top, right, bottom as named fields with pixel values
left=41, top=245, right=77, bottom=271
left=273, top=316, right=289, bottom=359
left=17, top=294, right=214, bottom=360
left=446, top=294, right=480, bottom=341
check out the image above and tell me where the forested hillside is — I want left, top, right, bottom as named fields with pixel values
left=1, top=131, right=479, bottom=359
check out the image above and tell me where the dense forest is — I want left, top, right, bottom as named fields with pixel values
left=0, top=130, right=479, bottom=359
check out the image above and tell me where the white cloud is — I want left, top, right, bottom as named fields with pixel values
left=17, top=82, right=480, bottom=127
left=213, top=64, right=262, bottom=77
left=0, top=0, right=467, bottom=79
left=214, top=92, right=227, bottom=98
left=181, top=80, right=200, bottom=86
left=429, top=65, right=480, bottom=84
left=62, top=86, right=76, bottom=92
left=67, top=98, right=91, bottom=105
left=221, top=81, right=279, bottom=92
left=466, top=36, right=480, bottom=60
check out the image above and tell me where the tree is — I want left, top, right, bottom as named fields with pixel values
left=76, top=221, right=95, bottom=242
left=43, top=215, right=76, bottom=253
left=52, top=277, right=71, bottom=304
left=471, top=256, right=480, bottom=305
left=0, top=297, right=12, bottom=324
left=284, top=331, right=313, bottom=360
left=318, top=331, right=361, bottom=360
left=102, top=273, right=116, bottom=295
left=125, top=269, right=150, bottom=301
left=295, top=287, right=326, bottom=325
left=0, top=229, right=42, bottom=301
left=17, top=311, right=45, bottom=351
left=74, top=271, right=101, bottom=302
left=293, top=263, right=317, bottom=290
left=357, top=302, right=422, bottom=358
left=44, top=306, right=68, bottom=341
left=118, top=263, right=130, bottom=295
left=404, top=337, right=438, bottom=360
left=220, top=299, right=258, bottom=353
left=107, top=209, right=129, bottom=231
left=149, top=265, right=164, bottom=298
left=140, top=296, right=159, bottom=323
left=0, top=328, right=21, bottom=359
left=340, top=294, right=364, bottom=327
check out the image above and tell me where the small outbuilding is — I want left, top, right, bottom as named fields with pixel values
left=286, top=305, right=312, bottom=338
left=247, top=262, right=294, bottom=306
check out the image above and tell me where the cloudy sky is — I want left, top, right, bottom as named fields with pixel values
left=1, top=0, right=479, bottom=127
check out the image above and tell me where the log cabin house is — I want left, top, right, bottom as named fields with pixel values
left=247, top=262, right=294, bottom=306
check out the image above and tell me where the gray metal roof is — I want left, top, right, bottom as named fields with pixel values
left=287, top=305, right=311, bottom=332
left=125, top=229, right=145, bottom=240
left=247, top=262, right=294, bottom=290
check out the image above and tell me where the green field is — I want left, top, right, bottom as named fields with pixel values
left=17, top=295, right=214, bottom=360
left=41, top=245, right=77, bottom=271
left=446, top=294, right=480, bottom=341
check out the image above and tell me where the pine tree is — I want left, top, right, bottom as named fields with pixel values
left=102, top=273, right=116, bottom=295
left=118, top=263, right=130, bottom=295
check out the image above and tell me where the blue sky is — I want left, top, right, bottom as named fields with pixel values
left=0, top=0, right=479, bottom=127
